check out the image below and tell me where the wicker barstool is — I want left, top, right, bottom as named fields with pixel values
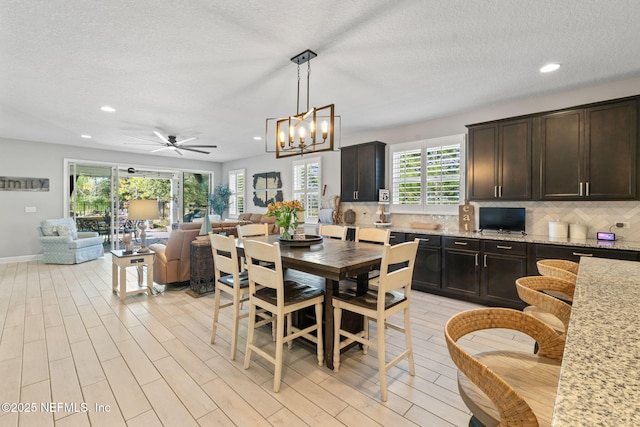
left=537, top=259, right=578, bottom=302
left=445, top=308, right=565, bottom=427
left=516, top=276, right=574, bottom=337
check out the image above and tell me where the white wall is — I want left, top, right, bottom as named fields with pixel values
left=0, top=138, right=221, bottom=261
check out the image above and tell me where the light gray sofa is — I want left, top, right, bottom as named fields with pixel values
left=39, top=218, right=104, bottom=264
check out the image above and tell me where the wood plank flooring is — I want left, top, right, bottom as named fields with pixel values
left=0, top=255, right=532, bottom=426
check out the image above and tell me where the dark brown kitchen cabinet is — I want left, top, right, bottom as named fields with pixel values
left=537, top=99, right=638, bottom=200
left=406, top=233, right=441, bottom=292
left=528, top=243, right=639, bottom=273
left=341, top=141, right=386, bottom=202
left=481, top=241, right=526, bottom=309
left=442, top=237, right=480, bottom=297
left=467, top=118, right=532, bottom=200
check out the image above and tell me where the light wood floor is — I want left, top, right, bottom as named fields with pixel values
left=0, top=255, right=533, bottom=427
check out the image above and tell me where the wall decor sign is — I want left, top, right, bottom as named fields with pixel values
left=252, top=172, right=283, bottom=207
left=0, top=176, right=49, bottom=191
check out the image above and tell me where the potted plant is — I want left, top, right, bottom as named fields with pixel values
left=208, top=184, right=232, bottom=221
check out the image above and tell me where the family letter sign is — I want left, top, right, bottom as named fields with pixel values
left=0, top=176, right=50, bottom=191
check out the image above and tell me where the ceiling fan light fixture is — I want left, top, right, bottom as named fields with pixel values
left=265, top=49, right=338, bottom=158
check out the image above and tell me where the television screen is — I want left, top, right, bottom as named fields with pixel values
left=479, top=207, right=526, bottom=233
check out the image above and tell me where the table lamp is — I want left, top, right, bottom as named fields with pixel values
left=128, top=199, right=160, bottom=253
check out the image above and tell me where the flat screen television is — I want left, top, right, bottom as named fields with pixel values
left=479, top=207, right=526, bottom=234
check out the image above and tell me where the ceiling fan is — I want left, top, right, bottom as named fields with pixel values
left=126, top=131, right=217, bottom=155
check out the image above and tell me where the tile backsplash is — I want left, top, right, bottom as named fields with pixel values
left=341, top=200, right=640, bottom=242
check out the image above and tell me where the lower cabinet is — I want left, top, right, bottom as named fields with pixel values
left=442, top=237, right=480, bottom=297
left=481, top=241, right=527, bottom=308
left=406, top=233, right=442, bottom=292
left=441, top=237, right=525, bottom=309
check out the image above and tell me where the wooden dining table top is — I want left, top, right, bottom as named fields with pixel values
left=236, top=235, right=385, bottom=280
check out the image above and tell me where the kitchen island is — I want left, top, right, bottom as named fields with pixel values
left=552, top=257, right=640, bottom=425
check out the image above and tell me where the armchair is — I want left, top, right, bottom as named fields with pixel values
left=148, top=227, right=200, bottom=285
left=39, top=218, right=104, bottom=264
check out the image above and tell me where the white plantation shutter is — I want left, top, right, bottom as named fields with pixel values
left=392, top=149, right=422, bottom=205
left=228, top=169, right=245, bottom=216
left=390, top=135, right=464, bottom=213
left=426, top=144, right=460, bottom=205
left=293, top=157, right=321, bottom=221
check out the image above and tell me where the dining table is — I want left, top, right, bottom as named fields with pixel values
left=236, top=234, right=385, bottom=369
left=552, top=256, right=640, bottom=426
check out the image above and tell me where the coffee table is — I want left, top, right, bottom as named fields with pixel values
left=111, top=249, right=155, bottom=302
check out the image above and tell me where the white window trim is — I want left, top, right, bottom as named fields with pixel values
left=228, top=168, right=246, bottom=218
left=292, top=156, right=321, bottom=222
left=389, top=134, right=465, bottom=215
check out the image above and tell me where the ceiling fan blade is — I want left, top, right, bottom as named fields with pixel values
left=124, top=141, right=164, bottom=146
left=179, top=147, right=210, bottom=154
left=180, top=144, right=217, bottom=148
left=151, top=147, right=171, bottom=153
left=125, top=135, right=163, bottom=144
left=153, top=131, right=169, bottom=143
left=174, top=148, right=183, bottom=156
left=176, top=137, right=197, bottom=144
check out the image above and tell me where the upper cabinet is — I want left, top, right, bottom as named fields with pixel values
left=341, top=141, right=386, bottom=202
left=467, top=118, right=532, bottom=200
left=536, top=99, right=638, bottom=200
left=467, top=96, right=639, bottom=201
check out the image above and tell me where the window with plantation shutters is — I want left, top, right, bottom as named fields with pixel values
left=292, top=157, right=321, bottom=221
left=390, top=134, right=464, bottom=214
left=228, top=169, right=245, bottom=217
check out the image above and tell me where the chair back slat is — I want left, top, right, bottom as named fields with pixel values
left=378, top=239, right=419, bottom=295
left=355, top=228, right=390, bottom=244
left=243, top=239, right=284, bottom=301
left=237, top=223, right=269, bottom=238
left=516, top=276, right=573, bottom=333
left=318, top=224, right=347, bottom=240
left=209, top=233, right=239, bottom=278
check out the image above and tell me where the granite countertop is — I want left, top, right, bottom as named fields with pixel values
left=347, top=223, right=640, bottom=252
left=552, top=257, right=640, bottom=426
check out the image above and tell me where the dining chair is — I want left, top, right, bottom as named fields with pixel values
left=537, top=259, right=578, bottom=302
left=318, top=224, right=347, bottom=240
left=445, top=307, right=565, bottom=426
left=332, top=239, right=419, bottom=401
left=354, top=227, right=391, bottom=287
left=516, top=276, right=574, bottom=338
left=209, top=233, right=274, bottom=360
left=237, top=222, right=269, bottom=238
left=242, top=238, right=325, bottom=392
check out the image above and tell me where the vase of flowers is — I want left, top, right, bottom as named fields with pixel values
left=266, top=200, right=304, bottom=240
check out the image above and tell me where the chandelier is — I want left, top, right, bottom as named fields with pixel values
left=266, top=49, right=337, bottom=158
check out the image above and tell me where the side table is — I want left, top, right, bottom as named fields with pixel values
left=188, top=240, right=215, bottom=297
left=111, top=249, right=155, bottom=302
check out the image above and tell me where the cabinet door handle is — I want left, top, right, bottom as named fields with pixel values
left=573, top=252, right=593, bottom=257
left=483, top=254, right=487, bottom=267
left=496, top=245, right=512, bottom=250
left=499, top=186, right=503, bottom=198
left=454, top=241, right=468, bottom=246
left=586, top=181, right=590, bottom=196
left=579, top=182, right=583, bottom=196
left=494, top=186, right=497, bottom=198
left=475, top=253, right=479, bottom=266
left=418, top=238, right=430, bottom=242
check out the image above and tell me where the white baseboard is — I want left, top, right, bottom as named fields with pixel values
left=0, top=254, right=43, bottom=264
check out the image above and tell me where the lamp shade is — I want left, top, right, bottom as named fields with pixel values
left=128, top=199, right=160, bottom=220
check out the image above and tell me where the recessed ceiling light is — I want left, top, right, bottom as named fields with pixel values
left=253, top=136, right=262, bottom=141
left=80, top=134, right=92, bottom=139
left=540, top=63, right=561, bottom=73
left=100, top=105, right=116, bottom=112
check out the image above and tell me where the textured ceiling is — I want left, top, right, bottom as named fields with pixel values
left=2, top=0, right=640, bottom=162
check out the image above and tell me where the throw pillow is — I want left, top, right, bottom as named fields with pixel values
left=55, top=224, right=78, bottom=240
